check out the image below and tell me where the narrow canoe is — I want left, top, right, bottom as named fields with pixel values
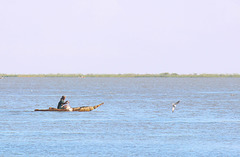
left=34, top=103, right=104, bottom=112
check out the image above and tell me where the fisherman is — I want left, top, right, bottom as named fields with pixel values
left=57, top=96, right=70, bottom=109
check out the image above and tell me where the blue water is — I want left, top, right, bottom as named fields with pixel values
left=0, top=77, right=240, bottom=156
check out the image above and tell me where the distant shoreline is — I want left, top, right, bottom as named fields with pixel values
left=1, top=73, right=240, bottom=78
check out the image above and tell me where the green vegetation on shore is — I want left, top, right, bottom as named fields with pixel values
left=1, top=73, right=240, bottom=78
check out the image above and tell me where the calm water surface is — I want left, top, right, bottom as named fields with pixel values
left=0, top=77, right=240, bottom=156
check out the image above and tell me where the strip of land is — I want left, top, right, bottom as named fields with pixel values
left=1, top=73, right=240, bottom=77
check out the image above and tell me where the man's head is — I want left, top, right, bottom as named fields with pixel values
left=61, top=96, right=66, bottom=100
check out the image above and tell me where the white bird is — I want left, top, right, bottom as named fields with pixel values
left=172, top=101, right=180, bottom=113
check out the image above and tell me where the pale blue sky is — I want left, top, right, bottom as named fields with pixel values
left=1, top=0, right=240, bottom=74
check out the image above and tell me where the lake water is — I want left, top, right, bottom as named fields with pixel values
left=0, top=77, right=240, bottom=156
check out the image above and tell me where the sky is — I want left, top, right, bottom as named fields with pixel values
left=0, top=0, right=240, bottom=74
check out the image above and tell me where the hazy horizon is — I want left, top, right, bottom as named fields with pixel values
left=1, top=72, right=240, bottom=76
left=1, top=0, right=240, bottom=74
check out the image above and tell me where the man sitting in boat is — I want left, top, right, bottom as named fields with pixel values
left=57, top=96, right=72, bottom=110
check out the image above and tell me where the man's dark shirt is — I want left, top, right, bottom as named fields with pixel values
left=57, top=99, right=65, bottom=109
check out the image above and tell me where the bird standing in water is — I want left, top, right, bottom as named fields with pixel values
left=172, top=101, right=180, bottom=113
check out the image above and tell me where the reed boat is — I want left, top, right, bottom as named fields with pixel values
left=34, top=103, right=103, bottom=112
